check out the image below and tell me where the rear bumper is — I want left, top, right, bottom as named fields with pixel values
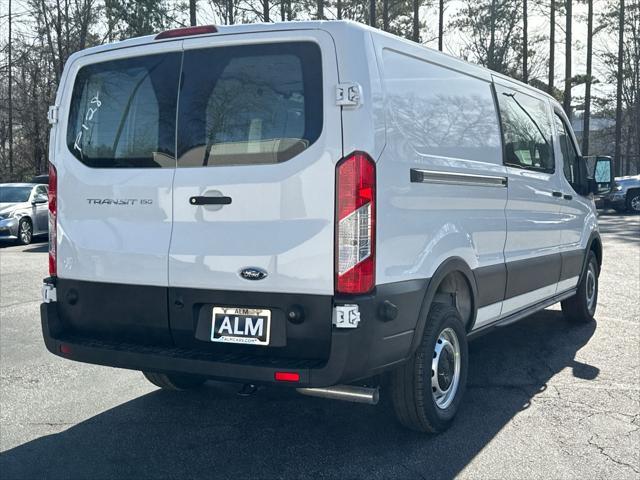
left=40, top=279, right=427, bottom=387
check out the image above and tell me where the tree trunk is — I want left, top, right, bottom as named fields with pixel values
left=549, top=0, right=555, bottom=94
left=581, top=0, right=593, bottom=155
left=281, top=0, right=286, bottom=20
left=383, top=0, right=389, bottom=31
left=413, top=0, right=420, bottom=42
left=337, top=0, right=342, bottom=19
left=614, top=0, right=625, bottom=176
left=370, top=0, right=376, bottom=27
left=523, top=0, right=528, bottom=83
left=8, top=0, right=13, bottom=180
left=317, top=0, right=323, bottom=19
left=189, top=0, right=197, bottom=25
left=563, top=0, right=572, bottom=119
left=488, top=0, right=496, bottom=70
left=228, top=0, right=234, bottom=24
left=438, top=0, right=444, bottom=51
left=264, top=0, right=270, bottom=21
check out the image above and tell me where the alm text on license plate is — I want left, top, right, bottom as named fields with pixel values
left=211, top=307, right=271, bottom=346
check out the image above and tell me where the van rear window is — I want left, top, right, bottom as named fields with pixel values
left=177, top=42, right=323, bottom=167
left=67, top=42, right=322, bottom=169
left=67, top=53, right=181, bottom=168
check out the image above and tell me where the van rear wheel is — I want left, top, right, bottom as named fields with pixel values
left=142, top=371, right=207, bottom=390
left=390, top=303, right=468, bottom=433
left=561, top=251, right=599, bottom=323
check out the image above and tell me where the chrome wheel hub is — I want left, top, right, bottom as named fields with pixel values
left=20, top=222, right=32, bottom=243
left=431, top=327, right=461, bottom=410
left=586, top=264, right=597, bottom=314
left=631, top=195, right=640, bottom=212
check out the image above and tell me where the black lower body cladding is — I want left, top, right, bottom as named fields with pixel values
left=41, top=278, right=429, bottom=387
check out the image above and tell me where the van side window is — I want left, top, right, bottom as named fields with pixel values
left=554, top=113, right=580, bottom=187
left=67, top=53, right=181, bottom=168
left=495, top=86, right=555, bottom=173
left=177, top=42, right=323, bottom=167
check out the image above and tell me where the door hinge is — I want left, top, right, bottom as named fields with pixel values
left=47, top=105, right=59, bottom=125
left=333, top=304, right=361, bottom=328
left=42, top=282, right=57, bottom=303
left=336, top=83, right=363, bottom=108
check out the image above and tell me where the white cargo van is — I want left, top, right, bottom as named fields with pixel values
left=41, top=21, right=613, bottom=432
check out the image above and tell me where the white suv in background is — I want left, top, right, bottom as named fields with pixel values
left=41, top=21, right=612, bottom=433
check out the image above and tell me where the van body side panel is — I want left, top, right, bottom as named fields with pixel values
left=370, top=37, right=508, bottom=333
left=330, top=25, right=386, bottom=162
left=56, top=42, right=183, bottom=287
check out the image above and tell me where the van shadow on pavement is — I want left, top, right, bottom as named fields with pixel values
left=0, top=310, right=597, bottom=480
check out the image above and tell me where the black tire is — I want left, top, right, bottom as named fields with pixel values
left=390, top=303, right=468, bottom=433
left=561, top=250, right=599, bottom=323
left=17, top=218, right=33, bottom=245
left=142, top=371, right=207, bottom=390
left=626, top=190, right=640, bottom=214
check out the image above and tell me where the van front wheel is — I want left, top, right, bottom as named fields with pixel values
left=142, top=371, right=207, bottom=390
left=561, top=250, right=599, bottom=323
left=390, top=303, right=468, bottom=433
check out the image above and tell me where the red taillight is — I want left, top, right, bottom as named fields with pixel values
left=335, top=152, right=376, bottom=295
left=275, top=372, right=300, bottom=382
left=48, top=163, right=57, bottom=277
left=155, top=25, right=217, bottom=40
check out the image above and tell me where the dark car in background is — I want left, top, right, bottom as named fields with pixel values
left=606, top=175, right=640, bottom=213
left=0, top=183, right=49, bottom=245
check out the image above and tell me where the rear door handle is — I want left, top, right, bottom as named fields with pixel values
left=552, top=191, right=563, bottom=197
left=563, top=194, right=573, bottom=200
left=189, top=196, right=232, bottom=206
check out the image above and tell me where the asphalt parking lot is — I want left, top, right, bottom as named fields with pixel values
left=0, top=212, right=638, bottom=480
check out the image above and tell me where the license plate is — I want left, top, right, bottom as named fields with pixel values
left=211, top=307, right=271, bottom=346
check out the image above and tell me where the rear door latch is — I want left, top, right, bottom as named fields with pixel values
left=336, top=83, right=363, bottom=108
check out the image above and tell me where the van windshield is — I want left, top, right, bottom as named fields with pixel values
left=66, top=42, right=323, bottom=169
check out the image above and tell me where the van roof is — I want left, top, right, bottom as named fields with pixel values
left=66, top=20, right=557, bottom=106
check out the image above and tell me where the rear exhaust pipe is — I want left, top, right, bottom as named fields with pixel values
left=296, top=385, right=379, bottom=405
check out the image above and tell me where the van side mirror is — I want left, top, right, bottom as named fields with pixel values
left=592, top=156, right=613, bottom=195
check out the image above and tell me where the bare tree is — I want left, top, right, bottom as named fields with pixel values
left=523, top=0, right=528, bottom=82
left=438, top=0, right=444, bottom=50
left=413, top=0, right=421, bottom=42
left=190, top=0, right=197, bottom=25
left=582, top=0, right=593, bottom=155
left=8, top=0, right=13, bottom=180
left=383, top=0, right=390, bottom=30
left=370, top=0, right=376, bottom=27
left=614, top=0, right=625, bottom=175
left=549, top=0, right=555, bottom=94
left=563, top=0, right=572, bottom=118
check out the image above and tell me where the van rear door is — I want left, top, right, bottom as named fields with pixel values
left=58, top=42, right=182, bottom=286
left=168, top=31, right=341, bottom=295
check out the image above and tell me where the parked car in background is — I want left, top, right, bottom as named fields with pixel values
left=0, top=183, right=49, bottom=245
left=606, top=175, right=640, bottom=213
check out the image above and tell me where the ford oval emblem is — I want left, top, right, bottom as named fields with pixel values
left=240, top=267, right=268, bottom=281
